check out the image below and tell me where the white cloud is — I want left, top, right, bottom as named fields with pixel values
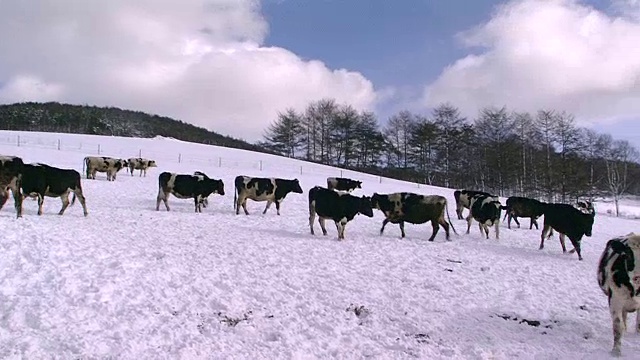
left=423, top=0, right=640, bottom=126
left=0, top=0, right=380, bottom=142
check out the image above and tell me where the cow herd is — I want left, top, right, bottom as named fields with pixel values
left=0, top=153, right=638, bottom=356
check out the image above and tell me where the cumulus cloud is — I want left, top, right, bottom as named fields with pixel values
left=0, top=0, right=380, bottom=142
left=423, top=0, right=640, bottom=126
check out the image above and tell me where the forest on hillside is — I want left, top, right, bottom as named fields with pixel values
left=260, top=99, right=640, bottom=215
left=0, top=102, right=269, bottom=154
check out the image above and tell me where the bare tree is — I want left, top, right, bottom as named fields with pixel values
left=603, top=138, right=639, bottom=216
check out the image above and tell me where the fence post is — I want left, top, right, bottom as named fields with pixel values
left=178, top=153, right=182, bottom=163
left=218, top=157, right=221, bottom=167
left=340, top=170, right=343, bottom=177
left=300, top=166, right=302, bottom=175
left=379, top=176, right=382, bottom=184
left=259, top=160, right=263, bottom=171
left=57, top=139, right=61, bottom=150
left=138, top=149, right=142, bottom=157
left=98, top=144, right=101, bottom=154
left=17, top=135, right=20, bottom=147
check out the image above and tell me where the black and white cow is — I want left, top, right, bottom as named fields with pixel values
left=127, top=157, right=157, bottom=177
left=502, top=196, right=547, bottom=229
left=0, top=155, right=24, bottom=218
left=454, top=189, right=493, bottom=220
left=466, top=194, right=504, bottom=239
left=156, top=172, right=225, bottom=213
left=597, top=233, right=640, bottom=356
left=327, top=177, right=362, bottom=192
left=193, top=171, right=210, bottom=208
left=84, top=156, right=128, bottom=181
left=234, top=176, right=303, bottom=215
left=308, top=186, right=373, bottom=240
left=539, top=202, right=595, bottom=260
left=370, top=192, right=456, bottom=241
left=13, top=163, right=88, bottom=216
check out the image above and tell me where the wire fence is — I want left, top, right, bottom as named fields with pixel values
left=0, top=133, right=414, bottom=186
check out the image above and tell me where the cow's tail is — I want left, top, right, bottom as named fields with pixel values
left=233, top=184, right=238, bottom=211
left=502, top=205, right=510, bottom=221
left=83, top=157, right=90, bottom=179
left=445, top=200, right=458, bottom=235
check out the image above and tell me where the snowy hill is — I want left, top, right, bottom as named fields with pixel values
left=0, top=130, right=638, bottom=359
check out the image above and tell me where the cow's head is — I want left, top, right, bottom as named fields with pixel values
left=370, top=193, right=382, bottom=209
left=290, top=179, right=303, bottom=194
left=355, top=180, right=362, bottom=189
left=216, top=179, right=225, bottom=196
left=576, top=200, right=595, bottom=215
left=119, top=159, right=129, bottom=169
left=359, top=196, right=374, bottom=217
left=148, top=160, right=157, bottom=168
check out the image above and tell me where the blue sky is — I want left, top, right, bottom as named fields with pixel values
left=0, top=0, right=638, bottom=147
left=260, top=0, right=639, bottom=148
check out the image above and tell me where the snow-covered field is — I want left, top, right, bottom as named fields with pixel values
left=0, top=130, right=638, bottom=359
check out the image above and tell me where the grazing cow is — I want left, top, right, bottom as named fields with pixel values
left=0, top=155, right=24, bottom=218
left=502, top=196, right=546, bottom=229
left=234, top=176, right=303, bottom=215
left=156, top=172, right=225, bottom=212
left=127, top=157, right=157, bottom=177
left=454, top=189, right=493, bottom=220
left=327, top=177, right=362, bottom=192
left=370, top=192, right=457, bottom=241
left=597, top=233, right=640, bottom=356
left=539, top=202, right=595, bottom=260
left=308, top=186, right=373, bottom=240
left=466, top=194, right=504, bottom=239
left=84, top=156, right=128, bottom=181
left=15, top=163, right=88, bottom=216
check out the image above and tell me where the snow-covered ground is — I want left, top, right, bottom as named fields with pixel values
left=0, top=130, right=638, bottom=359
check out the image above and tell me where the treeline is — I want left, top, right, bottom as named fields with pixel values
left=0, top=102, right=270, bottom=153
left=261, top=99, right=640, bottom=215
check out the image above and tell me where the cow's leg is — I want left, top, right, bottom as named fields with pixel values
left=506, top=213, right=511, bottom=229
left=568, top=237, right=582, bottom=260
left=12, top=188, right=23, bottom=218
left=512, top=216, right=520, bottom=228
left=241, top=199, right=249, bottom=215
left=309, top=209, right=316, bottom=235
left=262, top=200, right=272, bottom=214
left=439, top=216, right=450, bottom=241
left=428, top=220, right=440, bottom=242
left=559, top=233, right=567, bottom=253
left=194, top=196, right=201, bottom=213
left=465, top=213, right=473, bottom=234
left=399, top=221, right=406, bottom=238
left=610, top=300, right=625, bottom=356
left=0, top=189, right=8, bottom=210
left=74, top=189, right=89, bottom=216
left=539, top=224, right=552, bottom=250
left=530, top=217, right=539, bottom=230
left=494, top=219, right=500, bottom=239
left=275, top=200, right=281, bottom=216
left=319, top=218, right=328, bottom=236
left=156, top=191, right=170, bottom=211
left=456, top=204, right=464, bottom=220
left=380, top=218, right=389, bottom=235
left=58, top=192, right=71, bottom=215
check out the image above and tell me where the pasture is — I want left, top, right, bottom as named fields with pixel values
left=0, top=130, right=638, bottom=359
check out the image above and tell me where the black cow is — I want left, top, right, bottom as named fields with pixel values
left=234, top=176, right=303, bottom=215
left=466, top=194, right=504, bottom=239
left=597, top=233, right=640, bottom=356
left=539, top=202, right=595, bottom=260
left=156, top=172, right=225, bottom=213
left=0, top=155, right=24, bottom=218
left=327, top=177, right=362, bottom=192
left=454, top=189, right=493, bottom=220
left=502, top=196, right=546, bottom=229
left=15, top=163, right=89, bottom=216
left=308, top=186, right=373, bottom=240
left=370, top=192, right=457, bottom=241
